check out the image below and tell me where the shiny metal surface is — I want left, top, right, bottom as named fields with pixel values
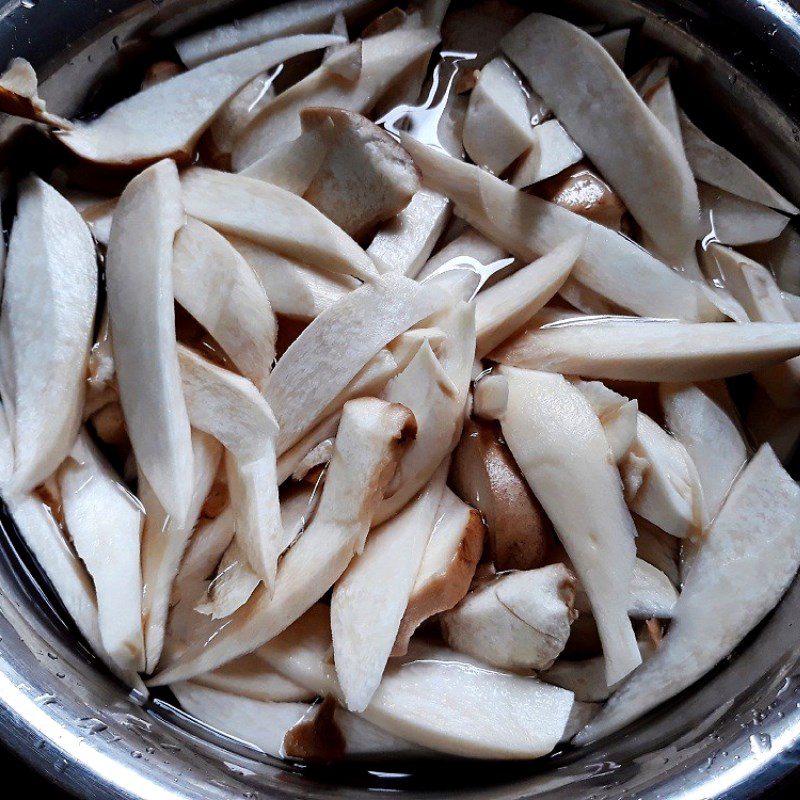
left=1, top=0, right=800, bottom=797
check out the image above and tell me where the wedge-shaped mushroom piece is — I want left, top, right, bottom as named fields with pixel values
left=475, top=236, right=583, bottom=358
left=660, top=381, right=747, bottom=526
left=450, top=417, right=551, bottom=570
left=747, top=387, right=800, bottom=464
left=173, top=219, right=277, bottom=392
left=473, top=372, right=509, bottom=420
left=277, top=414, right=342, bottom=484
left=510, top=120, right=584, bottom=188
left=570, top=380, right=638, bottom=463
left=498, top=367, right=641, bottom=684
left=699, top=183, right=789, bottom=246
left=492, top=318, right=800, bottom=382
left=332, top=462, right=447, bottom=711
left=233, top=26, right=441, bottom=170
left=201, top=538, right=260, bottom=620
left=576, top=444, right=800, bottom=744
left=367, top=188, right=450, bottom=277
left=644, top=75, right=682, bottom=144
left=743, top=224, right=800, bottom=294
left=596, top=28, right=630, bottom=68
left=57, top=35, right=341, bottom=167
left=299, top=107, right=420, bottom=240
left=106, top=160, right=193, bottom=523
left=502, top=14, right=699, bottom=263
left=403, top=136, right=720, bottom=321
left=58, top=430, right=144, bottom=673
left=2, top=177, right=97, bottom=494
left=620, top=412, right=703, bottom=539
left=635, top=516, right=680, bottom=587
left=141, top=431, right=223, bottom=674
left=151, top=398, right=415, bottom=685
left=680, top=111, right=798, bottom=214
left=175, top=0, right=382, bottom=66
left=255, top=606, right=575, bottom=759
left=393, top=488, right=485, bottom=656
left=0, top=58, right=71, bottom=127
left=462, top=57, right=534, bottom=175
left=415, top=227, right=512, bottom=284
left=441, top=564, right=577, bottom=671
left=266, top=273, right=447, bottom=453
left=181, top=168, right=376, bottom=281
left=195, top=653, right=313, bottom=702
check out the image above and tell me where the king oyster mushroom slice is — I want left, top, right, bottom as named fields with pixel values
left=660, top=381, right=747, bottom=526
left=266, top=273, right=448, bottom=454
left=56, top=35, right=341, bottom=167
left=475, top=236, right=583, bottom=358
left=393, top=487, right=485, bottom=656
left=105, top=159, right=194, bottom=524
left=402, top=136, right=720, bottom=321
left=510, top=120, right=584, bottom=188
left=417, top=227, right=511, bottom=282
left=441, top=564, right=577, bottom=671
left=175, top=0, right=384, bottom=66
left=680, top=111, right=798, bottom=214
left=450, top=417, right=551, bottom=571
left=0, top=58, right=71, bottom=128
left=172, top=219, right=277, bottom=392
left=292, top=438, right=336, bottom=481
left=151, top=398, right=416, bottom=685
left=366, top=188, right=451, bottom=277
left=232, top=25, right=441, bottom=170
left=498, top=367, right=641, bottom=685
left=472, top=372, right=509, bottom=420
left=462, top=57, right=534, bottom=176
left=576, top=444, right=800, bottom=744
left=743, top=224, right=800, bottom=294
left=698, top=183, right=790, bottom=246
left=569, top=380, right=639, bottom=464
left=181, top=168, right=376, bottom=281
left=140, top=431, right=223, bottom=674
left=502, top=14, right=699, bottom=264
left=747, top=387, right=800, bottom=464
left=1, top=177, right=97, bottom=495
left=298, top=107, right=420, bottom=240
left=58, top=430, right=145, bottom=674
left=635, top=516, right=681, bottom=587
left=491, top=317, right=800, bottom=382
left=254, top=605, right=575, bottom=759
left=643, top=75, right=682, bottom=145
left=277, top=414, right=342, bottom=484
left=596, top=28, right=630, bottom=68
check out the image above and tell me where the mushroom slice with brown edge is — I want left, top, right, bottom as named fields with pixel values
left=367, top=188, right=450, bottom=277
left=232, top=25, right=441, bottom=170
left=173, top=218, right=277, bottom=393
left=2, top=177, right=97, bottom=495
left=331, top=461, right=448, bottom=712
left=502, top=14, right=699, bottom=264
left=254, top=605, right=575, bottom=759
left=491, top=317, right=800, bottom=382
left=266, top=273, right=448, bottom=454
left=298, top=107, right=420, bottom=241
left=570, top=379, right=638, bottom=464
left=0, top=58, right=71, bottom=128
left=498, top=367, right=641, bottom=685
left=58, top=429, right=145, bottom=674
left=402, top=136, right=720, bottom=321
left=450, top=417, right=551, bottom=571
left=680, top=110, right=798, bottom=214
left=575, top=444, right=800, bottom=744
left=181, top=168, right=376, bottom=281
left=105, top=159, right=194, bottom=524
left=475, top=235, right=583, bottom=358
left=177, top=345, right=282, bottom=589
left=698, top=184, right=789, bottom=247
left=393, top=487, right=485, bottom=656
left=140, top=431, right=223, bottom=674
left=56, top=34, right=341, bottom=168
left=441, top=564, right=577, bottom=671
left=510, top=120, right=584, bottom=188
left=659, top=381, right=747, bottom=526
left=150, top=397, right=416, bottom=685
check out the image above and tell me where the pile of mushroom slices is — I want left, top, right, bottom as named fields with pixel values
left=2, top=0, right=800, bottom=764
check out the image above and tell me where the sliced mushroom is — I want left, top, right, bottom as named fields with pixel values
left=441, top=564, right=576, bottom=671
left=498, top=367, right=641, bottom=685
left=151, top=398, right=415, bottom=685
left=596, top=28, right=630, bottom=68
left=173, top=218, right=277, bottom=392
left=2, top=177, right=97, bottom=495
left=699, top=183, right=789, bottom=246
left=510, top=120, right=584, bottom=188
left=634, top=516, right=680, bottom=587
left=277, top=413, right=342, bottom=484
left=292, top=438, right=336, bottom=481
left=0, top=403, right=13, bottom=488
left=743, top=224, right=800, bottom=294
left=570, top=379, right=638, bottom=463
left=181, top=168, right=376, bottom=281
left=472, top=372, right=509, bottom=420
left=416, top=227, right=511, bottom=283
left=57, top=35, right=340, bottom=167
left=644, top=76, right=682, bottom=145
left=0, top=57, right=71, bottom=128
left=195, top=653, right=314, bottom=702
left=747, top=386, right=800, bottom=464
left=575, top=444, right=800, bottom=744
left=58, top=430, right=144, bottom=674
left=491, top=317, right=800, bottom=381
left=232, top=25, right=440, bottom=169
left=502, top=14, right=699, bottom=263
left=402, top=135, right=720, bottom=321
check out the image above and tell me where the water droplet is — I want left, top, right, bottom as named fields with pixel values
left=56, top=672, right=65, bottom=679
left=131, top=750, right=143, bottom=759
left=34, top=693, right=57, bottom=705
left=20, top=0, right=38, bottom=8
left=47, top=652, right=58, bottom=660
left=78, top=718, right=108, bottom=734
left=112, top=36, right=120, bottom=51
left=749, top=732, right=772, bottom=755
left=146, top=746, right=155, bottom=755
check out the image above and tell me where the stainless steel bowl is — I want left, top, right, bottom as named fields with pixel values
left=2, top=0, right=800, bottom=797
